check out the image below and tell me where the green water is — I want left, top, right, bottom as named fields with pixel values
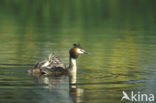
left=0, top=0, right=156, bottom=103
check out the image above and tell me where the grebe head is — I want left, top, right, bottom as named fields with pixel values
left=69, top=43, right=88, bottom=59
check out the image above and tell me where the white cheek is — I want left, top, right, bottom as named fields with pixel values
left=77, top=48, right=84, bottom=54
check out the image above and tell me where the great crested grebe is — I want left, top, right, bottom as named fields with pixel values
left=28, top=43, right=88, bottom=76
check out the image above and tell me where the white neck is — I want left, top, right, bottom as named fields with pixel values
left=68, top=58, right=77, bottom=73
left=68, top=57, right=78, bottom=85
left=68, top=58, right=77, bottom=85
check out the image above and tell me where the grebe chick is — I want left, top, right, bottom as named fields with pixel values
left=28, top=43, right=88, bottom=76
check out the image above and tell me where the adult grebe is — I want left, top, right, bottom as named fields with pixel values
left=28, top=43, right=88, bottom=76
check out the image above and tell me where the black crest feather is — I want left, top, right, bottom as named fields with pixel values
left=73, top=43, right=80, bottom=48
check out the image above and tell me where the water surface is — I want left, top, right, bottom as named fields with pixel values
left=0, top=0, right=156, bottom=103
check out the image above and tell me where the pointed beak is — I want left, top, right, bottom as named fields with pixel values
left=79, top=48, right=89, bottom=54
left=84, top=51, right=89, bottom=54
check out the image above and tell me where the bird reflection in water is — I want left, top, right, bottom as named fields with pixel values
left=31, top=72, right=84, bottom=103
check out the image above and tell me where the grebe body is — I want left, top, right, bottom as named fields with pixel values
left=28, top=44, right=88, bottom=76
